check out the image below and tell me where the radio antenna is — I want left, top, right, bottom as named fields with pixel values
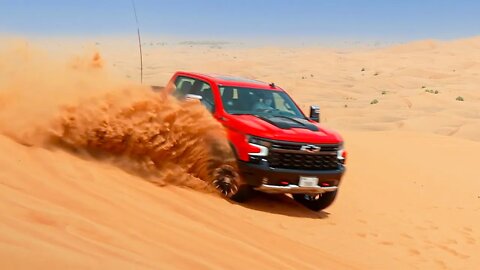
left=131, top=0, right=143, bottom=84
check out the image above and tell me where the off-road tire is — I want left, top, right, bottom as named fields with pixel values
left=293, top=191, right=338, bottom=211
left=212, top=165, right=253, bottom=202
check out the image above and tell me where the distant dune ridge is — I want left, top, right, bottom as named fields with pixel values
left=60, top=35, right=479, bottom=142
left=0, top=37, right=479, bottom=269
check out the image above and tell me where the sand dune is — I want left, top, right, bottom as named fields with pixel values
left=1, top=130, right=478, bottom=269
left=0, top=36, right=479, bottom=269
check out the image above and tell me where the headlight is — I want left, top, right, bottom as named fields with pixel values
left=246, top=135, right=269, bottom=157
left=337, top=144, right=347, bottom=164
left=248, top=136, right=262, bottom=145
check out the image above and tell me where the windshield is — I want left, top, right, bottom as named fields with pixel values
left=220, top=86, right=305, bottom=119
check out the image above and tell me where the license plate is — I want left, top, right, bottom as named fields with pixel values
left=299, top=176, right=319, bottom=187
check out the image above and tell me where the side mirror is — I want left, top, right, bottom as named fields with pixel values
left=185, top=94, right=203, bottom=101
left=309, top=105, right=320, bottom=122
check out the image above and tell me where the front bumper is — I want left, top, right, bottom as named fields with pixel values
left=237, top=160, right=345, bottom=193
left=255, top=184, right=338, bottom=194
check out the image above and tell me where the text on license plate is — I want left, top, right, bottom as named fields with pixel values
left=299, top=176, right=319, bottom=187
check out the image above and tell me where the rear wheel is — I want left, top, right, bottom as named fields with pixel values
left=212, top=165, right=253, bottom=202
left=293, top=191, right=338, bottom=211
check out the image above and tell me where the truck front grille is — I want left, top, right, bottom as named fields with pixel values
left=267, top=152, right=340, bottom=170
left=270, top=142, right=339, bottom=152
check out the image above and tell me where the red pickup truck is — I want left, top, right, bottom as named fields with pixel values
left=165, top=71, right=346, bottom=211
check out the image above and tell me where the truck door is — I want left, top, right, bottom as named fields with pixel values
left=173, top=76, right=216, bottom=113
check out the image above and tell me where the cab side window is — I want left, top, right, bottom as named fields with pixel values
left=174, top=76, right=215, bottom=113
left=174, top=76, right=195, bottom=98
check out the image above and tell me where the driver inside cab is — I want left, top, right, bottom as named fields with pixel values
left=252, top=92, right=274, bottom=111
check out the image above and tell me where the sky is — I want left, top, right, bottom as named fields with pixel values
left=1, top=0, right=479, bottom=44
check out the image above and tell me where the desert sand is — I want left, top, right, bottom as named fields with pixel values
left=0, top=36, right=479, bottom=269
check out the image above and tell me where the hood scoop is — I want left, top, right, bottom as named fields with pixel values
left=256, top=115, right=319, bottom=131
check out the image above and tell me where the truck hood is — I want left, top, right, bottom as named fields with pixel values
left=224, top=114, right=343, bottom=144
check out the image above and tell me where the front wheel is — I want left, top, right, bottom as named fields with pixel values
left=212, top=165, right=253, bottom=202
left=293, top=191, right=338, bottom=211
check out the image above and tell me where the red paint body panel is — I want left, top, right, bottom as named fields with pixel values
left=168, top=71, right=344, bottom=162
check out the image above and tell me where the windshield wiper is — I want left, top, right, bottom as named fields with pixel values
left=230, top=113, right=262, bottom=117
left=269, top=114, right=306, bottom=122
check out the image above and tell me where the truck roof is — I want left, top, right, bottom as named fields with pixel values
left=175, top=71, right=283, bottom=91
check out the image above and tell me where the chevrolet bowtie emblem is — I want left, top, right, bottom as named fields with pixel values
left=300, top=144, right=321, bottom=153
